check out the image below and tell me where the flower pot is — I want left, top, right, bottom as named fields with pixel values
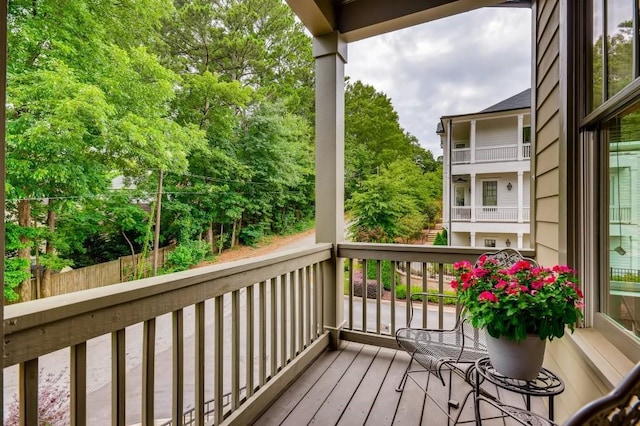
left=486, top=334, right=546, bottom=381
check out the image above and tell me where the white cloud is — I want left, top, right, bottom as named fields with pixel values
left=345, top=7, right=532, bottom=156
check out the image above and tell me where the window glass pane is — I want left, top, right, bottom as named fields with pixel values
left=607, top=0, right=634, bottom=98
left=482, top=181, right=497, bottom=206
left=607, top=107, right=640, bottom=338
left=592, top=0, right=604, bottom=110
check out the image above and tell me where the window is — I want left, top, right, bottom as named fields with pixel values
left=602, top=109, right=640, bottom=339
left=578, top=1, right=640, bottom=354
left=484, top=239, right=496, bottom=248
left=523, top=126, right=531, bottom=144
left=589, top=0, right=639, bottom=112
left=482, top=181, right=497, bottom=206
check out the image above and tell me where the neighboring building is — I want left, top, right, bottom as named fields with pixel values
left=439, top=89, right=532, bottom=249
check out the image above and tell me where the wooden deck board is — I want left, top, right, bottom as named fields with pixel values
left=279, top=341, right=364, bottom=426
left=257, top=343, right=551, bottom=426
left=337, top=347, right=395, bottom=426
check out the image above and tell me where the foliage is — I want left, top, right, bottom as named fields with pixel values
left=4, top=223, right=31, bottom=302
left=394, top=285, right=457, bottom=304
left=162, top=239, right=211, bottom=273
left=433, top=229, right=448, bottom=246
left=5, top=369, right=69, bottom=425
left=452, top=256, right=584, bottom=342
left=366, top=260, right=395, bottom=291
left=348, top=159, right=440, bottom=243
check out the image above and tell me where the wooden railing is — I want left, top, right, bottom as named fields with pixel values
left=3, top=244, right=332, bottom=426
left=336, top=244, right=536, bottom=348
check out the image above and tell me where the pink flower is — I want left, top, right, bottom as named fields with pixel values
left=450, top=280, right=459, bottom=290
left=495, top=279, right=508, bottom=289
left=531, top=280, right=544, bottom=290
left=454, top=260, right=472, bottom=270
left=473, top=267, right=489, bottom=277
left=478, top=291, right=498, bottom=303
left=552, top=265, right=573, bottom=273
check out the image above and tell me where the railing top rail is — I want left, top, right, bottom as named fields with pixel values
left=475, top=144, right=520, bottom=150
left=4, top=243, right=332, bottom=366
left=337, top=242, right=535, bottom=264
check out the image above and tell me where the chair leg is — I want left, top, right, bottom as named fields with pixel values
left=396, top=354, right=414, bottom=392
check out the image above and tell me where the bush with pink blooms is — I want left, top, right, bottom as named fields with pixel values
left=451, top=255, right=584, bottom=342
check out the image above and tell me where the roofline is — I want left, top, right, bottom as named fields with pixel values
left=440, top=106, right=531, bottom=121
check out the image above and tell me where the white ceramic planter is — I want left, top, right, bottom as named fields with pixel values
left=486, top=334, right=546, bottom=381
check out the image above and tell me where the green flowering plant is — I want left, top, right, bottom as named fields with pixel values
left=451, top=255, right=584, bottom=342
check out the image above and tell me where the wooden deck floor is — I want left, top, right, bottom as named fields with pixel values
left=255, top=341, right=549, bottom=426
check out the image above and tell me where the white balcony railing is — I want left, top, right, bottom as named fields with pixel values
left=523, top=207, right=530, bottom=221
left=452, top=148, right=471, bottom=164
left=475, top=207, right=518, bottom=221
left=476, top=145, right=518, bottom=162
left=452, top=206, right=472, bottom=220
left=451, top=143, right=532, bottom=164
left=610, top=206, right=632, bottom=223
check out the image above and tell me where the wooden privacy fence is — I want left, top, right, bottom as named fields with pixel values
left=30, top=245, right=175, bottom=298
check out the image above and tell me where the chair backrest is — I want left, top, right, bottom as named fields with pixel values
left=563, top=362, right=640, bottom=425
left=475, top=248, right=538, bottom=269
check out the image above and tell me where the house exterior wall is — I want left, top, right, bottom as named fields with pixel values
left=533, top=0, right=561, bottom=268
left=442, top=109, right=531, bottom=249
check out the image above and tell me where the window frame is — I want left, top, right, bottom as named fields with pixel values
left=572, top=0, right=640, bottom=361
left=482, top=180, right=498, bottom=207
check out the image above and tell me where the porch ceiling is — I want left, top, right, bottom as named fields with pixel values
left=285, top=0, right=531, bottom=42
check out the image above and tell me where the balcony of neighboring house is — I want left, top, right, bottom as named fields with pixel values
left=451, top=142, right=532, bottom=165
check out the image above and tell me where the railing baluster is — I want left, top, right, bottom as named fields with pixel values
left=20, top=358, right=38, bottom=426
left=319, top=262, right=324, bottom=334
left=362, top=259, right=368, bottom=332
left=314, top=262, right=321, bottom=337
left=376, top=260, right=381, bottom=334
left=142, top=319, right=156, bottom=426
left=112, top=329, right=126, bottom=426
left=280, top=274, right=287, bottom=368
left=259, top=280, right=267, bottom=387
left=406, top=261, right=412, bottom=326
left=173, top=309, right=184, bottom=426
left=297, top=268, right=304, bottom=352
left=71, top=342, right=87, bottom=426
left=231, top=290, right=240, bottom=410
left=305, top=265, right=311, bottom=346
left=348, top=258, right=353, bottom=330
left=270, top=277, right=277, bottom=377
left=195, top=303, right=205, bottom=426
left=438, top=263, right=444, bottom=329
left=422, top=262, right=428, bottom=328
left=289, top=270, right=297, bottom=359
left=214, top=296, right=224, bottom=426
left=391, top=260, right=396, bottom=333
left=246, top=285, right=255, bottom=398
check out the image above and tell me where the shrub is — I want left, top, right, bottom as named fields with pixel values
left=239, top=223, right=267, bottom=247
left=163, top=239, right=210, bottom=273
left=366, top=260, right=395, bottom=290
left=395, top=285, right=457, bottom=304
left=353, top=281, right=379, bottom=299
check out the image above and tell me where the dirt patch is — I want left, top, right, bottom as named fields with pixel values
left=195, top=228, right=315, bottom=267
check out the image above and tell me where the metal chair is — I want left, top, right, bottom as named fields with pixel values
left=395, top=248, right=536, bottom=423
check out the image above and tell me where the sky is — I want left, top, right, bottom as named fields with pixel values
left=344, top=6, right=532, bottom=157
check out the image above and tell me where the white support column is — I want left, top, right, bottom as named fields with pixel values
left=470, top=174, right=477, bottom=222
left=470, top=232, right=476, bottom=248
left=517, top=233, right=524, bottom=249
left=517, top=171, right=524, bottom=223
left=517, top=114, right=524, bottom=161
left=314, top=32, right=346, bottom=350
left=470, top=120, right=476, bottom=164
